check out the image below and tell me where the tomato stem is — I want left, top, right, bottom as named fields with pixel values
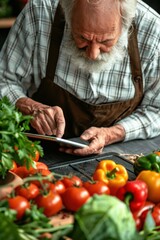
left=34, top=224, right=73, bottom=234
left=23, top=174, right=53, bottom=184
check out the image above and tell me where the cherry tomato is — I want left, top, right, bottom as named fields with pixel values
left=35, top=190, right=63, bottom=217
left=49, top=180, right=66, bottom=195
left=62, top=186, right=90, bottom=212
left=35, top=162, right=48, bottom=170
left=83, top=181, right=110, bottom=196
left=32, top=150, right=40, bottom=162
left=61, top=175, right=83, bottom=188
left=152, top=204, right=160, bottom=226
left=15, top=183, right=40, bottom=200
left=8, top=195, right=30, bottom=220
left=46, top=182, right=56, bottom=192
left=54, top=180, right=66, bottom=195
left=14, top=162, right=49, bottom=179
left=14, top=166, right=31, bottom=178
left=10, top=161, right=18, bottom=173
left=30, top=169, right=53, bottom=187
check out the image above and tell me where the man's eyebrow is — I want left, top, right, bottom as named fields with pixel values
left=97, top=38, right=115, bottom=43
left=80, top=35, right=115, bottom=43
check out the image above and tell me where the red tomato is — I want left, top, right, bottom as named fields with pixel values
left=35, top=162, right=48, bottom=170
left=32, top=150, right=40, bottom=162
left=46, top=183, right=56, bottom=192
left=30, top=169, right=53, bottom=187
left=54, top=180, right=66, bottom=195
left=30, top=168, right=52, bottom=177
left=10, top=161, right=18, bottom=173
left=152, top=204, right=160, bottom=226
left=14, top=166, right=31, bottom=178
left=15, top=183, right=40, bottom=200
left=35, top=191, right=63, bottom=217
left=8, top=196, right=30, bottom=220
left=62, top=186, right=90, bottom=212
left=61, top=175, right=83, bottom=188
left=49, top=180, right=66, bottom=195
left=13, top=162, right=49, bottom=179
left=83, top=181, right=110, bottom=196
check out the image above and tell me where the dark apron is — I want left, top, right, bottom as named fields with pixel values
left=33, top=5, right=143, bottom=138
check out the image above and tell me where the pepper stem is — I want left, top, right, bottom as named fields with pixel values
left=106, top=167, right=119, bottom=179
left=124, top=193, right=133, bottom=207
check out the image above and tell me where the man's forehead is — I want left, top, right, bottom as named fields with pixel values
left=71, top=0, right=121, bottom=31
left=72, top=14, right=121, bottom=38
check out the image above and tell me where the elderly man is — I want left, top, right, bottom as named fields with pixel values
left=0, top=0, right=160, bottom=156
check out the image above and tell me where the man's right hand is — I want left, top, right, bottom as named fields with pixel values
left=16, top=97, right=65, bottom=137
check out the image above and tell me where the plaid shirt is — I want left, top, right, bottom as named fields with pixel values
left=0, top=0, right=160, bottom=141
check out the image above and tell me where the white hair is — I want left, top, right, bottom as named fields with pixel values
left=59, top=0, right=137, bottom=73
left=60, top=0, right=137, bottom=30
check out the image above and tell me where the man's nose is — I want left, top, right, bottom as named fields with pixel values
left=86, top=43, right=100, bottom=60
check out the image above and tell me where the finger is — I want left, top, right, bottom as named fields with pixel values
left=30, top=118, right=46, bottom=135
left=80, top=127, right=97, bottom=141
left=31, top=106, right=65, bottom=136
left=59, top=145, right=103, bottom=156
left=42, top=109, right=56, bottom=132
left=59, top=147, right=78, bottom=155
left=54, top=109, right=65, bottom=137
left=31, top=113, right=53, bottom=135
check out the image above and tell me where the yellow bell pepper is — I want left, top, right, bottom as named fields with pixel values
left=92, top=160, right=128, bottom=195
left=136, top=170, right=160, bottom=203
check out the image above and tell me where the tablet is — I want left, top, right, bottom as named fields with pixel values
left=25, top=133, right=88, bottom=149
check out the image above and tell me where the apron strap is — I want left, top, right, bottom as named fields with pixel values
left=128, top=23, right=143, bottom=86
left=46, top=4, right=65, bottom=79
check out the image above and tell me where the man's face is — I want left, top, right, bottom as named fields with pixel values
left=65, top=0, right=126, bottom=72
left=72, top=14, right=122, bottom=61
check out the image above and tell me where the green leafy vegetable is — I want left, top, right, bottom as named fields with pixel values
left=68, top=194, right=139, bottom=240
left=0, top=212, right=21, bottom=240
left=0, top=202, right=72, bottom=240
left=0, top=96, right=43, bottom=178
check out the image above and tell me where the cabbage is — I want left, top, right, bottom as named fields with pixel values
left=69, top=194, right=139, bottom=240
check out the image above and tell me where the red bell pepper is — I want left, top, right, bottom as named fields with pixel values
left=116, top=179, right=148, bottom=212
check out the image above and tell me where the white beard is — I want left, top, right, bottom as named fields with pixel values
left=62, top=29, right=128, bottom=73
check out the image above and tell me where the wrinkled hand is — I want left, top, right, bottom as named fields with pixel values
left=59, top=125, right=126, bottom=156
left=16, top=97, right=65, bottom=137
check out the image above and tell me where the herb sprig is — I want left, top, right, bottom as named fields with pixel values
left=0, top=96, right=43, bottom=178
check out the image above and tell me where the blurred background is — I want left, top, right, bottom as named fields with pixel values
left=0, top=0, right=159, bottom=50
left=0, top=0, right=28, bottom=18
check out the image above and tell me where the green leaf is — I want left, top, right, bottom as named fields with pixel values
left=0, top=212, right=21, bottom=240
left=0, top=97, right=44, bottom=177
left=143, top=211, right=156, bottom=233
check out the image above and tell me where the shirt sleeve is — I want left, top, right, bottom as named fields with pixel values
left=0, top=0, right=57, bottom=104
left=118, top=12, right=160, bottom=141
left=0, top=2, right=37, bottom=104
